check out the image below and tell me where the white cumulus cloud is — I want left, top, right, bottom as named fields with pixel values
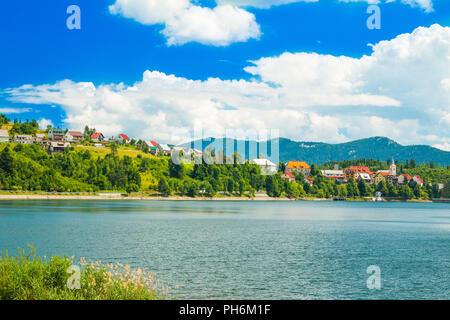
left=4, top=25, right=450, bottom=149
left=220, top=0, right=433, bottom=11
left=38, top=118, right=54, bottom=130
left=433, top=142, right=450, bottom=152
left=108, top=0, right=435, bottom=46
left=109, top=0, right=260, bottom=46
left=338, top=0, right=433, bottom=12
left=0, top=107, right=31, bottom=114
left=217, top=0, right=318, bottom=8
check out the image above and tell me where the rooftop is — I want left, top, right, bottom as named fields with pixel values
left=68, top=131, right=83, bottom=136
left=283, top=171, right=295, bottom=178
left=119, top=134, right=130, bottom=140
left=91, top=132, right=103, bottom=139
left=252, top=159, right=277, bottom=167
left=286, top=161, right=310, bottom=170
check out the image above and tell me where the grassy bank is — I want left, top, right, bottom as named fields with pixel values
left=0, top=246, right=171, bottom=300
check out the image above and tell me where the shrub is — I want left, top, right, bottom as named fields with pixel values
left=0, top=246, right=172, bottom=300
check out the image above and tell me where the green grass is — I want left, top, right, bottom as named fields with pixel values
left=0, top=246, right=172, bottom=300
left=74, top=145, right=155, bottom=159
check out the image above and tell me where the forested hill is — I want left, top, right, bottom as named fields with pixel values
left=183, top=137, right=450, bottom=165
left=0, top=142, right=448, bottom=199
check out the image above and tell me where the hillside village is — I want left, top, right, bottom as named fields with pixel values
left=261, top=159, right=429, bottom=189
left=0, top=116, right=448, bottom=199
left=0, top=125, right=176, bottom=156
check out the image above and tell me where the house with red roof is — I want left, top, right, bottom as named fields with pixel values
left=145, top=140, right=161, bottom=155
left=397, top=174, right=412, bottom=185
left=344, top=166, right=372, bottom=181
left=117, top=134, right=131, bottom=144
left=281, top=171, right=295, bottom=182
left=305, top=177, right=314, bottom=185
left=413, top=175, right=424, bottom=186
left=90, top=132, right=105, bottom=142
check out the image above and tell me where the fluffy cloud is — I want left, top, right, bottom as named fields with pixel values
left=433, top=143, right=450, bottom=152
left=217, top=0, right=318, bottom=8
left=109, top=0, right=260, bottom=46
left=399, top=0, right=434, bottom=12
left=38, top=118, right=54, bottom=130
left=245, top=24, right=450, bottom=112
left=4, top=25, right=450, bottom=148
left=220, top=0, right=432, bottom=11
left=441, top=78, right=450, bottom=90
left=109, top=0, right=434, bottom=47
left=0, top=107, right=31, bottom=114
left=338, top=0, right=433, bottom=12
left=244, top=52, right=402, bottom=107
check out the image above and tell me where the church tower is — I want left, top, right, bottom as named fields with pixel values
left=389, top=158, right=397, bottom=177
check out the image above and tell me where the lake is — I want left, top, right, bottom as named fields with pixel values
left=0, top=200, right=449, bottom=299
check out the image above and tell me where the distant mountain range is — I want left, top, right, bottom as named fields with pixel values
left=182, top=136, right=450, bottom=165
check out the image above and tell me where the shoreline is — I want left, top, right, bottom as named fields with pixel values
left=0, top=194, right=293, bottom=201
left=0, top=194, right=436, bottom=203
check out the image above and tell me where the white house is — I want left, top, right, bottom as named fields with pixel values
left=90, top=132, right=105, bottom=142
left=356, top=172, right=372, bottom=184
left=13, top=135, right=33, bottom=144
left=159, top=144, right=172, bottom=155
left=413, top=175, right=424, bottom=186
left=0, top=130, right=9, bottom=143
left=117, top=134, right=130, bottom=144
left=65, top=131, right=83, bottom=142
left=49, top=141, right=71, bottom=154
left=251, top=158, right=278, bottom=175
left=145, top=140, right=161, bottom=155
left=321, top=170, right=344, bottom=178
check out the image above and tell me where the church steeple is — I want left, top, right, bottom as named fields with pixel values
left=389, top=158, right=397, bottom=177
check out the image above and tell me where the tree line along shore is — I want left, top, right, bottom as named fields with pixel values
left=0, top=140, right=449, bottom=201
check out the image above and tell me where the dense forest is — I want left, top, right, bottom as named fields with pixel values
left=0, top=143, right=449, bottom=200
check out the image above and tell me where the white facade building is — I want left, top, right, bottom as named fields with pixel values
left=251, top=159, right=278, bottom=175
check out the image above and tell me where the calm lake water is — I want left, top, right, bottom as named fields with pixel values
left=0, top=200, right=449, bottom=299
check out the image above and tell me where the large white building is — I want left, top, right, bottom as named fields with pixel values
left=321, top=170, right=344, bottom=178
left=251, top=158, right=278, bottom=175
left=13, top=135, right=33, bottom=144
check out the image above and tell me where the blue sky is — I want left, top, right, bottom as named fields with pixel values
left=0, top=0, right=449, bottom=149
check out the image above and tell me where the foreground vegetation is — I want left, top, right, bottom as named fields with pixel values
left=0, top=246, right=170, bottom=300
